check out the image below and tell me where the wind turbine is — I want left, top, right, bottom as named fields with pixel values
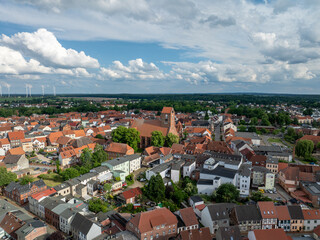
left=28, top=84, right=32, bottom=97
left=41, top=85, right=45, bottom=97
left=53, top=86, right=56, bottom=96
left=25, top=84, right=28, bottom=98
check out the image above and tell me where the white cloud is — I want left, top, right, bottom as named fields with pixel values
left=0, top=28, right=99, bottom=68
left=100, top=58, right=167, bottom=80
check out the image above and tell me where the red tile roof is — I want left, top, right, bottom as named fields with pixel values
left=31, top=188, right=56, bottom=200
left=179, top=207, right=198, bottom=227
left=252, top=228, right=289, bottom=240
left=258, top=201, right=277, bottom=219
left=275, top=206, right=290, bottom=220
left=122, top=187, right=142, bottom=200
left=303, top=209, right=320, bottom=220
left=8, top=131, right=25, bottom=141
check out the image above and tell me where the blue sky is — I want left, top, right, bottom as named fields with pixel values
left=0, top=0, right=320, bottom=94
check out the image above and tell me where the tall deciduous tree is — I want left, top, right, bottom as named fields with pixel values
left=0, top=167, right=17, bottom=187
left=112, top=126, right=140, bottom=151
left=80, top=148, right=93, bottom=169
left=165, top=133, right=179, bottom=147
left=151, top=131, right=165, bottom=147
left=60, top=168, right=80, bottom=181
left=295, top=140, right=314, bottom=158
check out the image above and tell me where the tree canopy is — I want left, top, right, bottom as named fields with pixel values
left=143, top=174, right=165, bottom=202
left=214, top=183, right=239, bottom=203
left=151, top=131, right=165, bottom=147
left=295, top=140, right=314, bottom=159
left=19, top=175, right=34, bottom=185
left=112, top=126, right=140, bottom=151
left=165, top=133, right=179, bottom=147
left=0, top=167, right=17, bottom=187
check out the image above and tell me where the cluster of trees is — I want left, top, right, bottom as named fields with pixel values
left=0, top=168, right=17, bottom=189
left=143, top=175, right=197, bottom=211
left=111, top=126, right=140, bottom=151
left=151, top=131, right=179, bottom=147
left=60, top=144, right=108, bottom=181
left=284, top=128, right=303, bottom=143
left=88, top=198, right=113, bottom=213
left=212, top=183, right=240, bottom=203
left=295, top=140, right=314, bottom=160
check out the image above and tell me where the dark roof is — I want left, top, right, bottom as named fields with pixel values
left=234, top=205, right=262, bottom=222
left=288, top=205, right=304, bottom=220
left=237, top=164, right=251, bottom=177
left=206, top=203, right=235, bottom=220
left=5, top=180, right=46, bottom=194
left=4, top=154, right=24, bottom=164
left=190, top=196, right=203, bottom=203
left=197, top=179, right=213, bottom=185
left=70, top=212, right=95, bottom=235
left=71, top=137, right=93, bottom=148
left=216, top=226, right=241, bottom=240
left=201, top=166, right=237, bottom=179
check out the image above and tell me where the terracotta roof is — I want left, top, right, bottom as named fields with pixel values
left=122, top=187, right=142, bottom=200
left=31, top=188, right=56, bottom=201
left=206, top=141, right=233, bottom=154
left=275, top=206, right=290, bottom=220
left=8, top=131, right=25, bottom=141
left=8, top=147, right=25, bottom=155
left=131, top=119, right=169, bottom=137
left=258, top=201, right=277, bottom=219
left=161, top=107, right=173, bottom=114
left=105, top=142, right=134, bottom=155
left=48, top=131, right=64, bottom=144
left=0, top=138, right=10, bottom=145
left=303, top=209, right=320, bottom=220
left=74, top=130, right=86, bottom=137
left=179, top=207, right=198, bottom=227
left=195, top=204, right=206, bottom=211
left=129, top=207, right=177, bottom=233
left=314, top=225, right=320, bottom=236
left=56, top=136, right=72, bottom=145
left=278, top=162, right=289, bottom=172
left=179, top=227, right=211, bottom=240
left=252, top=228, right=289, bottom=240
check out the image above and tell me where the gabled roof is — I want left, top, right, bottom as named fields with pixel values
left=129, top=207, right=177, bottom=233
left=8, top=131, right=25, bottom=141
left=70, top=212, right=99, bottom=235
left=105, top=142, right=133, bottom=154
left=252, top=228, right=289, bottom=240
left=8, top=147, right=25, bottom=155
left=121, top=187, right=142, bottom=200
left=303, top=209, right=320, bottom=220
left=179, top=207, right=198, bottom=227
left=275, top=206, right=290, bottom=220
left=179, top=227, right=211, bottom=240
left=161, top=107, right=173, bottom=114
left=234, top=205, right=262, bottom=222
left=287, top=205, right=303, bottom=220
left=258, top=201, right=277, bottom=219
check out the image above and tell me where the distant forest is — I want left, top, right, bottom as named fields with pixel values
left=0, top=93, right=319, bottom=117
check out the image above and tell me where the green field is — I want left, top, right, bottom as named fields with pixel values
left=268, top=138, right=282, bottom=143
left=37, top=173, right=63, bottom=187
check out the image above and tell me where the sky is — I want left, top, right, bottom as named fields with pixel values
left=0, top=0, right=320, bottom=94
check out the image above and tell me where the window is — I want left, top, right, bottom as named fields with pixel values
left=156, top=233, right=159, bottom=238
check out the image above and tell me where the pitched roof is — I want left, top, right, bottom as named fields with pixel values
left=179, top=227, right=211, bottom=240
left=234, top=205, right=262, bottom=222
left=105, top=142, right=133, bottom=154
left=129, top=207, right=177, bottom=233
left=71, top=213, right=99, bottom=235
left=287, top=205, right=304, bottom=220
left=30, top=188, right=57, bottom=201
left=258, top=201, right=277, bottom=219
left=161, top=107, right=173, bottom=114
left=8, top=147, right=25, bottom=155
left=206, top=203, right=235, bottom=220
left=121, top=187, right=142, bottom=200
left=303, top=209, right=320, bottom=220
left=4, top=154, right=24, bottom=164
left=275, top=206, right=291, bottom=220
left=179, top=207, right=198, bottom=227
left=252, top=228, right=289, bottom=240
left=8, top=131, right=25, bottom=141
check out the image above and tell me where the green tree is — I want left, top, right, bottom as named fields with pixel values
left=103, top=183, right=112, bottom=193
left=144, top=174, right=165, bottom=202
left=95, top=134, right=104, bottom=139
left=238, top=125, right=246, bottom=132
left=88, top=198, right=109, bottom=213
left=204, top=111, right=209, bottom=120
left=80, top=148, right=93, bottom=169
left=261, top=117, right=271, bottom=126
left=293, top=118, right=299, bottom=125
left=111, top=126, right=128, bottom=143
left=295, top=140, right=314, bottom=158
left=317, top=142, right=320, bottom=150
left=92, top=144, right=108, bottom=166
left=165, top=133, right=179, bottom=147
left=250, top=191, right=272, bottom=202
left=60, top=168, right=80, bottom=181
left=125, top=128, right=140, bottom=151
left=151, top=131, right=165, bottom=147
left=19, top=175, right=34, bottom=185
left=250, top=117, right=258, bottom=125
left=214, top=183, right=239, bottom=203
left=303, top=108, right=313, bottom=116
left=0, top=167, right=17, bottom=188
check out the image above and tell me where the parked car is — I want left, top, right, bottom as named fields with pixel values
left=275, top=197, right=282, bottom=201
left=139, top=178, right=146, bottom=182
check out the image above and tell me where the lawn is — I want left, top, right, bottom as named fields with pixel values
left=268, top=138, right=282, bottom=144
left=37, top=173, right=63, bottom=187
